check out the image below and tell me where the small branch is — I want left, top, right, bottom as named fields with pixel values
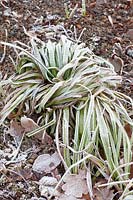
left=0, top=29, right=8, bottom=64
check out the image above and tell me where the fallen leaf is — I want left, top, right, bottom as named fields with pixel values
left=32, top=152, right=61, bottom=174
left=42, top=132, right=53, bottom=145
left=21, top=116, right=39, bottom=132
left=124, top=123, right=132, bottom=138
left=93, top=187, right=114, bottom=200
left=82, top=194, right=91, bottom=200
left=21, top=116, right=53, bottom=144
left=8, top=120, right=24, bottom=142
left=109, top=55, right=124, bottom=73
left=62, top=171, right=88, bottom=198
left=39, top=176, right=59, bottom=197
left=39, top=175, right=58, bottom=186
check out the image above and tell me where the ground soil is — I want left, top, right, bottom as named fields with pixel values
left=0, top=0, right=133, bottom=200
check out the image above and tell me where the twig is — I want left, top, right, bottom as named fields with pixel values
left=0, top=29, right=8, bottom=64
left=69, top=4, right=78, bottom=18
left=77, top=27, right=86, bottom=43
left=98, top=179, right=133, bottom=187
left=55, top=110, right=69, bottom=171
left=86, top=165, right=93, bottom=200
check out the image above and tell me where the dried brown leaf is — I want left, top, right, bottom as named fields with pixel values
left=21, top=116, right=53, bottom=144
left=125, top=123, right=132, bottom=138
left=21, top=116, right=39, bottom=132
left=109, top=55, right=124, bottom=73
left=8, top=120, right=24, bottom=142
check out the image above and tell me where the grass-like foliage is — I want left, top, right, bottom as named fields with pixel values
left=0, top=36, right=133, bottom=194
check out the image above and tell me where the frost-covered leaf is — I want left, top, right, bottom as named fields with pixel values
left=39, top=176, right=59, bottom=197
left=93, top=187, right=114, bottom=200
left=32, top=152, right=61, bottom=173
left=62, top=171, right=88, bottom=198
left=39, top=176, right=58, bottom=186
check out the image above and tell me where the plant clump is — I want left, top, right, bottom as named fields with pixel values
left=0, top=36, right=133, bottom=195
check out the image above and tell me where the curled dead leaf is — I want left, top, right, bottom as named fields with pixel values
left=21, top=116, right=53, bottom=144
left=109, top=54, right=124, bottom=73
left=21, top=116, right=39, bottom=132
